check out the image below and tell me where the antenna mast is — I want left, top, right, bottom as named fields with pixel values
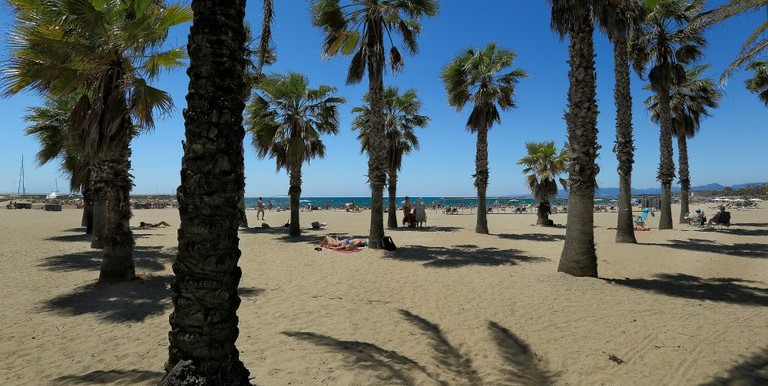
left=18, top=155, right=26, bottom=196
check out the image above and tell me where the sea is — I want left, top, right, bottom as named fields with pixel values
left=243, top=196, right=590, bottom=210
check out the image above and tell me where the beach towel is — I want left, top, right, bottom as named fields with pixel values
left=322, top=246, right=361, bottom=253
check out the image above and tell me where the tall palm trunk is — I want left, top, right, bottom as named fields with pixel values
left=288, top=164, right=302, bottom=237
left=387, top=170, right=398, bottom=228
left=366, top=21, right=386, bottom=249
left=99, top=131, right=135, bottom=282
left=164, top=0, right=250, bottom=383
left=82, top=169, right=94, bottom=234
left=475, top=127, right=489, bottom=234
left=677, top=134, right=691, bottom=223
left=613, top=35, right=637, bottom=243
left=558, top=9, right=599, bottom=277
left=536, top=200, right=550, bottom=225
left=90, top=163, right=107, bottom=249
left=656, top=86, right=675, bottom=229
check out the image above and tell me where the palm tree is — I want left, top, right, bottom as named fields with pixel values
left=597, top=0, right=645, bottom=243
left=246, top=72, right=344, bottom=237
left=441, top=43, right=527, bottom=234
left=646, top=64, right=721, bottom=223
left=745, top=60, right=768, bottom=106
left=163, top=0, right=251, bottom=384
left=351, top=87, right=429, bottom=228
left=518, top=142, right=569, bottom=226
left=631, top=0, right=705, bottom=230
left=549, top=1, right=608, bottom=276
left=2, top=0, right=190, bottom=282
left=312, top=0, right=438, bottom=248
left=24, top=94, right=93, bottom=232
left=694, top=0, right=768, bottom=82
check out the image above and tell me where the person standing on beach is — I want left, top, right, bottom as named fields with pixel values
left=257, top=197, right=265, bottom=220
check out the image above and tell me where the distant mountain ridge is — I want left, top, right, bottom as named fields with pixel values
left=549, top=182, right=766, bottom=197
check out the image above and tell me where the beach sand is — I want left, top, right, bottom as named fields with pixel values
left=0, top=204, right=766, bottom=385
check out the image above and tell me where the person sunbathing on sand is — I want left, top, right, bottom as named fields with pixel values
left=320, top=235, right=367, bottom=250
left=139, top=221, right=171, bottom=228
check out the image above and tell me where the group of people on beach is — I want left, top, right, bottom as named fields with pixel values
left=402, top=196, right=427, bottom=228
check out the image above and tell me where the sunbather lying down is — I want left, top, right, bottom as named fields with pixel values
left=320, top=235, right=368, bottom=250
left=139, top=221, right=171, bottom=228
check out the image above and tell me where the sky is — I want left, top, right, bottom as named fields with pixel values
left=0, top=0, right=766, bottom=198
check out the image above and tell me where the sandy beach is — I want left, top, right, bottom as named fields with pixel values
left=0, top=204, right=766, bottom=385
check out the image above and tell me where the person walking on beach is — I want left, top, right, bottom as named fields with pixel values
left=257, top=197, right=265, bottom=220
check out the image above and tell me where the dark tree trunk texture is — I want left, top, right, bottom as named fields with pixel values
left=536, top=200, right=550, bottom=226
left=365, top=19, right=386, bottom=249
left=90, top=163, right=107, bottom=249
left=387, top=170, right=398, bottom=228
left=558, top=10, right=599, bottom=277
left=612, top=36, right=637, bottom=243
left=288, top=164, right=302, bottom=237
left=82, top=169, right=94, bottom=234
left=164, top=0, right=251, bottom=384
left=677, top=134, right=691, bottom=224
left=475, top=128, right=489, bottom=234
left=657, top=86, right=675, bottom=230
left=99, top=130, right=135, bottom=283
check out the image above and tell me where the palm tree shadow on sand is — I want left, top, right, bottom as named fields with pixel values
left=42, top=273, right=266, bottom=323
left=283, top=309, right=558, bottom=385
left=648, top=238, right=767, bottom=259
left=38, top=246, right=175, bottom=272
left=698, top=346, right=768, bottom=385
left=605, top=273, right=768, bottom=307
left=385, top=245, right=548, bottom=268
left=53, top=369, right=165, bottom=385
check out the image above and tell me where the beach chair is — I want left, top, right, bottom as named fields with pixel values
left=634, top=208, right=652, bottom=229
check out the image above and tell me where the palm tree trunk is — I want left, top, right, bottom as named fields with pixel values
left=99, top=135, right=135, bottom=283
left=365, top=24, right=386, bottom=249
left=677, top=134, right=691, bottom=223
left=657, top=87, right=675, bottom=230
left=475, top=128, right=489, bottom=234
left=288, top=164, right=302, bottom=237
left=558, top=9, right=599, bottom=277
left=164, top=0, right=251, bottom=384
left=612, top=35, right=637, bottom=243
left=238, top=145, right=249, bottom=228
left=82, top=170, right=94, bottom=234
left=90, top=162, right=107, bottom=249
left=387, top=170, right=398, bottom=228
left=536, top=200, right=550, bottom=225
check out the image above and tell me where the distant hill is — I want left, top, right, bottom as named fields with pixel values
left=552, top=181, right=765, bottom=197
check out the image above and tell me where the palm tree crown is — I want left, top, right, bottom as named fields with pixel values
left=351, top=87, right=428, bottom=172
left=694, top=0, right=768, bottom=81
left=247, top=72, right=344, bottom=169
left=3, top=0, right=190, bottom=151
left=645, top=64, right=722, bottom=139
left=745, top=60, right=768, bottom=106
left=518, top=142, right=569, bottom=203
left=441, top=43, right=528, bottom=132
left=311, top=0, right=439, bottom=83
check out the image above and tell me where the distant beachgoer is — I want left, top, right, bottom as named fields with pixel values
left=257, top=197, right=265, bottom=220
left=139, top=221, right=171, bottom=228
left=707, top=206, right=727, bottom=226
left=267, top=200, right=273, bottom=211
left=414, top=198, right=427, bottom=228
left=684, top=208, right=705, bottom=226
left=320, top=235, right=367, bottom=250
left=402, top=196, right=416, bottom=226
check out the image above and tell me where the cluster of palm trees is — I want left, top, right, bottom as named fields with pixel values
left=3, top=0, right=765, bottom=384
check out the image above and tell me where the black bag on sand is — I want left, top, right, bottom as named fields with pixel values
left=382, top=236, right=397, bottom=251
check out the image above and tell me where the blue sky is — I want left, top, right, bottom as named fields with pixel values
left=0, top=1, right=766, bottom=197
